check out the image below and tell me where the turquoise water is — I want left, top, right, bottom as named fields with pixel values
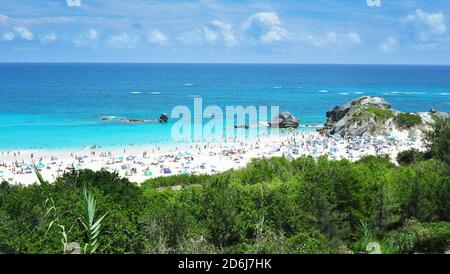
left=0, top=64, right=449, bottom=149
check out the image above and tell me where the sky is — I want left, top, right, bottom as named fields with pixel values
left=0, top=0, right=449, bottom=64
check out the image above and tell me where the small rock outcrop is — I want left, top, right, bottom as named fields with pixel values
left=159, top=113, right=169, bottom=123
left=234, top=124, right=250, bottom=129
left=126, top=118, right=147, bottom=124
left=102, top=114, right=169, bottom=124
left=269, top=112, right=300, bottom=128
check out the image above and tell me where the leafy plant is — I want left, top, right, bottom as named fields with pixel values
left=394, top=113, right=422, bottom=129
left=358, top=219, right=372, bottom=247
left=34, top=163, right=75, bottom=254
left=44, top=197, right=75, bottom=253
left=79, top=186, right=108, bottom=254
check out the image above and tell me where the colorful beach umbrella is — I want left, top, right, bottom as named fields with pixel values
left=144, top=170, right=153, bottom=176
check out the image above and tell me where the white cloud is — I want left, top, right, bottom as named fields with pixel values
left=149, top=30, right=168, bottom=45
left=89, top=29, right=98, bottom=39
left=366, top=0, right=382, bottom=8
left=40, top=33, right=57, bottom=44
left=244, top=12, right=282, bottom=27
left=13, top=26, right=33, bottom=40
left=405, top=9, right=447, bottom=48
left=348, top=33, right=361, bottom=44
left=72, top=29, right=98, bottom=47
left=0, top=14, right=8, bottom=25
left=379, top=37, right=397, bottom=53
left=107, top=33, right=137, bottom=48
left=209, top=20, right=237, bottom=46
left=243, top=12, right=289, bottom=43
left=177, top=27, right=215, bottom=46
left=66, top=0, right=81, bottom=8
left=1, top=32, right=15, bottom=41
left=407, top=9, right=446, bottom=34
left=177, top=20, right=237, bottom=46
left=303, top=32, right=361, bottom=48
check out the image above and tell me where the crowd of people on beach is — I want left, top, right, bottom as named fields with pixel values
left=0, top=130, right=424, bottom=185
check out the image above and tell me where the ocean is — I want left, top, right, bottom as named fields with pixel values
left=0, top=63, right=449, bottom=149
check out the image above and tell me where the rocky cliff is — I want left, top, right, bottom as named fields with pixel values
left=319, top=96, right=448, bottom=137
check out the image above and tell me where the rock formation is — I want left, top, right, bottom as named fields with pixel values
left=269, top=112, right=300, bottom=128
left=102, top=114, right=169, bottom=124
left=319, top=96, right=448, bottom=137
left=159, top=113, right=169, bottom=123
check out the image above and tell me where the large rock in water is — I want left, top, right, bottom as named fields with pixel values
left=269, top=112, right=300, bottom=128
left=320, top=96, right=395, bottom=136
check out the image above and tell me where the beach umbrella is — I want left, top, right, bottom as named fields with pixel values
left=144, top=170, right=153, bottom=176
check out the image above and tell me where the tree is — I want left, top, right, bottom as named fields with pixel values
left=425, top=116, right=450, bottom=165
left=397, top=149, right=425, bottom=165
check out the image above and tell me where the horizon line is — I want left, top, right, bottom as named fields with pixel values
left=0, top=61, right=450, bottom=66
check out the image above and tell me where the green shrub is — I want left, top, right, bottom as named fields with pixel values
left=382, top=219, right=450, bottom=254
left=425, top=116, right=450, bottom=165
left=394, top=113, right=422, bottom=129
left=397, top=149, right=425, bottom=165
left=285, top=230, right=333, bottom=254
left=1, top=153, right=449, bottom=254
left=352, top=106, right=394, bottom=124
left=382, top=229, right=417, bottom=254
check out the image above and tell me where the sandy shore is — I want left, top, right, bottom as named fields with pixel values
left=0, top=130, right=425, bottom=185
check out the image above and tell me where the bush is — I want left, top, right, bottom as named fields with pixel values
left=382, top=219, right=450, bottom=254
left=1, top=154, right=449, bottom=254
left=394, top=113, right=422, bottom=129
left=285, top=230, right=333, bottom=254
left=397, top=149, right=425, bottom=165
left=425, top=116, right=450, bottom=165
left=394, top=160, right=449, bottom=222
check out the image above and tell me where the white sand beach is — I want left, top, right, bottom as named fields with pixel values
left=0, top=129, right=425, bottom=186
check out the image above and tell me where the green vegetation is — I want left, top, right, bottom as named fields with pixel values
left=425, top=116, right=450, bottom=165
left=367, top=106, right=394, bottom=122
left=352, top=106, right=394, bottom=125
left=394, top=113, right=423, bottom=129
left=0, top=118, right=448, bottom=254
left=397, top=149, right=425, bottom=165
left=79, top=187, right=108, bottom=254
left=397, top=117, right=449, bottom=166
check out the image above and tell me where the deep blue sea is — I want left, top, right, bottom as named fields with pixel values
left=1, top=64, right=449, bottom=149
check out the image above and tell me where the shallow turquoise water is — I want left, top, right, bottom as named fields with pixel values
left=0, top=64, right=449, bottom=149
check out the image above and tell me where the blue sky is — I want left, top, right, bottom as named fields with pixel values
left=0, top=0, right=449, bottom=64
